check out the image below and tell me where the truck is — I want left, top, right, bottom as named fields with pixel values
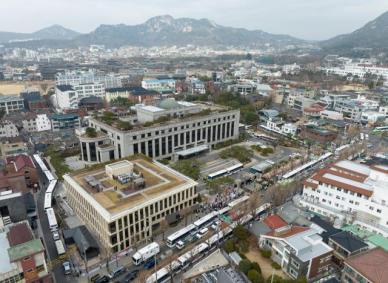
left=132, top=242, right=160, bottom=265
left=55, top=240, right=66, bottom=256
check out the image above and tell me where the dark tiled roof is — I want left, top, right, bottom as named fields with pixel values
left=56, top=85, right=74, bottom=92
left=329, top=231, right=368, bottom=253
left=310, top=215, right=341, bottom=241
left=63, top=225, right=99, bottom=251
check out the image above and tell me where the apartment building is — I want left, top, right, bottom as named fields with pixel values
left=50, top=113, right=80, bottom=132
left=258, top=215, right=333, bottom=280
left=53, top=83, right=105, bottom=110
left=325, top=63, right=388, bottom=80
left=0, top=221, right=51, bottom=283
left=64, top=158, right=198, bottom=253
left=342, top=248, right=388, bottom=283
left=300, top=160, right=388, bottom=237
left=141, top=79, right=176, bottom=93
left=78, top=99, right=240, bottom=164
left=56, top=70, right=122, bottom=89
left=22, top=113, right=51, bottom=133
left=0, top=96, right=24, bottom=114
left=0, top=121, right=19, bottom=138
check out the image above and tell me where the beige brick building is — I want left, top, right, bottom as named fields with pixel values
left=64, top=157, right=198, bottom=253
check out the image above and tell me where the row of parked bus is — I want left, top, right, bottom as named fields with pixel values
left=166, top=195, right=250, bottom=249
left=146, top=202, right=271, bottom=283
left=33, top=154, right=64, bottom=256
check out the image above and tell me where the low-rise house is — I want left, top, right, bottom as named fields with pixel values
left=0, top=137, right=27, bottom=158
left=342, top=247, right=388, bottom=283
left=259, top=215, right=333, bottom=280
left=328, top=231, right=369, bottom=266
left=264, top=118, right=297, bottom=136
left=300, top=124, right=337, bottom=143
left=5, top=154, right=39, bottom=188
left=0, top=221, right=52, bottom=283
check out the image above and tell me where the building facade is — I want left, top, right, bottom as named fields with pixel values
left=50, top=113, right=80, bottom=132
left=78, top=103, right=240, bottom=164
left=64, top=158, right=198, bottom=253
left=300, top=160, right=388, bottom=237
left=54, top=83, right=105, bottom=110
left=0, top=96, right=24, bottom=114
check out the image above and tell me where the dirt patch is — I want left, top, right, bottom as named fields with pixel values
left=245, top=238, right=287, bottom=279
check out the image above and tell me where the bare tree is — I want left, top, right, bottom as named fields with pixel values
left=248, top=191, right=261, bottom=217
left=180, top=206, right=192, bottom=226
left=159, top=218, right=169, bottom=241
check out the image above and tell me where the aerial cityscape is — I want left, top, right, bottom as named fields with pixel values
left=1, top=1, right=388, bottom=283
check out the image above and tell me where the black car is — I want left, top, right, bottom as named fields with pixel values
left=120, top=270, right=139, bottom=283
left=95, top=275, right=110, bottom=283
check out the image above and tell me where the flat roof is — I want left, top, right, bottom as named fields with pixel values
left=66, top=157, right=197, bottom=218
left=0, top=232, right=14, bottom=274
left=8, top=239, right=44, bottom=262
left=140, top=105, right=164, bottom=112
left=176, top=145, right=209, bottom=156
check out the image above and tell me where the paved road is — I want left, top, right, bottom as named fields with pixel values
left=35, top=165, right=76, bottom=283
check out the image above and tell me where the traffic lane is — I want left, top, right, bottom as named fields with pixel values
left=36, top=168, right=77, bottom=283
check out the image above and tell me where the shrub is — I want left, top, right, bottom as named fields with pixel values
left=247, top=269, right=264, bottom=283
left=251, top=261, right=261, bottom=274
left=233, top=225, right=250, bottom=241
left=238, top=259, right=252, bottom=275
left=267, top=275, right=284, bottom=283
left=271, top=262, right=281, bottom=270
left=85, top=127, right=97, bottom=138
left=260, top=249, right=272, bottom=258
left=223, top=239, right=235, bottom=253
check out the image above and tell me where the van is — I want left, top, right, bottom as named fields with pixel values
left=109, top=266, right=125, bottom=279
left=195, top=227, right=209, bottom=240
left=176, top=240, right=185, bottom=250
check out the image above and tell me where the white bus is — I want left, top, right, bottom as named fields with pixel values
left=207, top=169, right=228, bottom=180
left=44, top=193, right=52, bottom=211
left=44, top=170, right=55, bottom=182
left=228, top=195, right=250, bottom=209
left=55, top=239, right=66, bottom=256
left=46, top=179, right=57, bottom=194
left=193, top=211, right=218, bottom=229
left=146, top=267, right=170, bottom=283
left=132, top=242, right=160, bottom=265
left=166, top=224, right=196, bottom=248
left=33, top=154, right=48, bottom=172
left=46, top=208, right=58, bottom=231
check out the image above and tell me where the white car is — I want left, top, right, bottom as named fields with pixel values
left=62, top=261, right=71, bottom=275
left=195, top=228, right=209, bottom=240
left=52, top=231, right=60, bottom=241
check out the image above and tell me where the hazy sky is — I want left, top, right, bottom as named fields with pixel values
left=2, top=0, right=388, bottom=40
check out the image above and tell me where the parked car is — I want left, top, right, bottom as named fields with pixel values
left=52, top=231, right=60, bottom=241
left=95, top=275, right=110, bottom=283
left=120, top=270, right=139, bottom=283
left=90, top=274, right=101, bottom=282
left=143, top=258, right=157, bottom=269
left=109, top=266, right=126, bottom=279
left=195, top=227, right=209, bottom=240
left=62, top=261, right=71, bottom=275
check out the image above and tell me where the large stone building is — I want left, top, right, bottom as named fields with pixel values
left=64, top=158, right=198, bottom=253
left=78, top=99, right=240, bottom=164
left=300, top=160, right=388, bottom=237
